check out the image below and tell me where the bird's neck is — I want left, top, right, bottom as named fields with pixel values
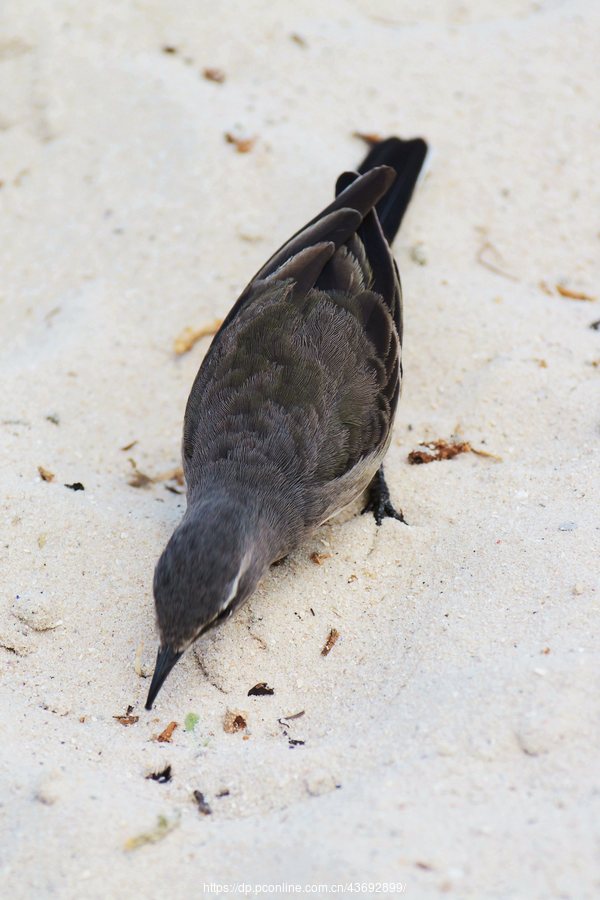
left=183, top=486, right=285, bottom=569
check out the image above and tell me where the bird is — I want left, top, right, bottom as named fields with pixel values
left=145, top=136, right=428, bottom=709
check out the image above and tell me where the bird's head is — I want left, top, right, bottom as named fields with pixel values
left=145, top=498, right=261, bottom=709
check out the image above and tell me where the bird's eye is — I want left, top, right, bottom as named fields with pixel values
left=194, top=597, right=237, bottom=642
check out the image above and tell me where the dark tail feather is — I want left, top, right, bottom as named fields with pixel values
left=357, top=137, right=428, bottom=244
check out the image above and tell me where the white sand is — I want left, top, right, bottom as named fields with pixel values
left=1, top=1, right=599, bottom=897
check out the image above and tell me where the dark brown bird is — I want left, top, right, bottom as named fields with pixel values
left=146, top=136, right=428, bottom=709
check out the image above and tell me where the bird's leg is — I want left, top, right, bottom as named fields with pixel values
left=362, top=466, right=407, bottom=526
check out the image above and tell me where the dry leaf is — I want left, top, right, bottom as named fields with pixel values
left=156, top=467, right=184, bottom=485
left=556, top=284, right=596, bottom=302
left=38, top=465, right=55, bottom=482
left=321, top=628, right=340, bottom=656
left=203, top=67, right=225, bottom=83
left=156, top=721, right=178, bottom=743
left=408, top=439, right=502, bottom=465
left=224, top=133, right=256, bottom=154
left=247, top=682, right=274, bottom=696
left=127, top=461, right=153, bottom=488
left=174, top=320, right=222, bottom=355
left=223, top=709, right=247, bottom=733
left=128, top=460, right=184, bottom=490
left=114, top=705, right=139, bottom=726
left=310, top=552, right=331, bottom=565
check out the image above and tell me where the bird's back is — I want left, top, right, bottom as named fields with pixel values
left=182, top=139, right=427, bottom=556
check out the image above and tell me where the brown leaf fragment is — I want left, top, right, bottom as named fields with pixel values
left=38, top=465, right=55, bottom=482
left=408, top=440, right=472, bottom=464
left=120, top=440, right=138, bottom=451
left=193, top=790, right=212, bottom=815
left=156, top=721, right=178, bottom=742
left=556, top=284, right=596, bottom=302
left=310, top=551, right=331, bottom=565
left=114, top=705, right=139, bottom=726
left=353, top=131, right=383, bottom=146
left=174, top=320, right=222, bottom=355
left=157, top=466, right=184, bottom=485
left=127, top=461, right=153, bottom=488
left=321, top=628, right=340, bottom=656
left=128, top=460, right=184, bottom=490
left=290, top=33, right=307, bottom=47
left=247, top=682, right=274, bottom=696
left=203, top=67, right=225, bottom=83
left=223, top=709, right=247, bottom=733
left=224, top=132, right=256, bottom=154
left=162, top=46, right=177, bottom=54
left=408, top=439, right=502, bottom=465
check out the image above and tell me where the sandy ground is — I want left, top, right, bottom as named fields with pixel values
left=1, top=1, right=599, bottom=897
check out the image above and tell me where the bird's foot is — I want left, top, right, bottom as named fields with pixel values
left=362, top=467, right=407, bottom=527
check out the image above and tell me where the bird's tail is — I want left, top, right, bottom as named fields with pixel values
left=356, top=137, right=428, bottom=244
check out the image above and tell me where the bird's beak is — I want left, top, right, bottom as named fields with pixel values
left=145, top=645, right=183, bottom=710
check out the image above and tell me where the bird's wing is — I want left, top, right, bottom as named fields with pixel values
left=183, top=166, right=402, bottom=525
left=213, top=166, right=396, bottom=338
